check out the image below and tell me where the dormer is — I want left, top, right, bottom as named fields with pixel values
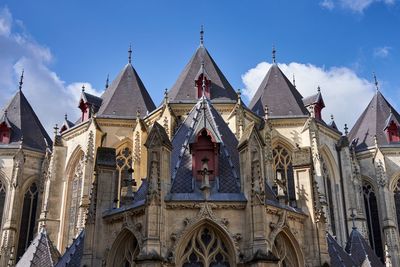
left=59, top=114, right=75, bottom=134
left=384, top=112, right=400, bottom=143
left=78, top=88, right=102, bottom=122
left=0, top=111, right=11, bottom=144
left=190, top=129, right=219, bottom=181
left=195, top=64, right=211, bottom=98
left=303, top=87, right=325, bottom=120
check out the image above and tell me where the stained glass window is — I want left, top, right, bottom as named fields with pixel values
left=272, top=145, right=296, bottom=207
left=363, top=182, right=383, bottom=260
left=116, top=147, right=133, bottom=207
left=180, top=226, right=232, bottom=267
left=17, top=182, right=38, bottom=259
left=0, top=180, right=6, bottom=228
left=321, top=157, right=336, bottom=236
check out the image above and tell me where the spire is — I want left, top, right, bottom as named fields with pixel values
left=105, top=74, right=109, bottom=89
left=19, top=69, right=24, bottom=91
left=373, top=72, right=379, bottom=92
left=128, top=44, right=132, bottom=64
left=200, top=25, right=204, bottom=46
left=272, top=45, right=276, bottom=64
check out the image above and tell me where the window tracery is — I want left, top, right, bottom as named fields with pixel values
left=0, top=180, right=6, bottom=227
left=321, top=157, right=336, bottom=236
left=362, top=182, right=383, bottom=260
left=272, top=233, right=298, bottom=267
left=180, top=226, right=233, bottom=267
left=272, top=145, right=296, bottom=207
left=116, top=146, right=134, bottom=207
left=17, top=182, right=39, bottom=259
left=111, top=231, right=139, bottom=267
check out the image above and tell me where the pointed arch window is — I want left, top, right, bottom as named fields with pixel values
left=362, top=182, right=383, bottom=259
left=67, top=154, right=84, bottom=243
left=321, top=157, right=336, bottom=236
left=116, top=147, right=134, bottom=207
left=109, top=230, right=139, bottom=267
left=272, top=145, right=296, bottom=207
left=394, top=179, right=400, bottom=235
left=17, top=182, right=39, bottom=259
left=0, top=180, right=6, bottom=228
left=179, top=225, right=233, bottom=266
left=272, top=232, right=300, bottom=267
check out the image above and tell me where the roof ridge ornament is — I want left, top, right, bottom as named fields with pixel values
left=272, top=45, right=276, bottom=64
left=317, top=85, right=321, bottom=93
left=292, top=74, right=296, bottom=88
left=200, top=25, right=204, bottom=46
left=373, top=72, right=379, bottom=92
left=105, top=74, right=109, bottom=89
left=19, top=69, right=24, bottom=91
left=81, top=84, right=85, bottom=92
left=128, top=44, right=132, bottom=64
left=350, top=208, right=357, bottom=230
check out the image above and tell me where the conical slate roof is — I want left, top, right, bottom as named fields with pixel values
left=349, top=91, right=400, bottom=151
left=170, top=96, right=240, bottom=195
left=16, top=228, right=61, bottom=267
left=249, top=64, right=309, bottom=117
left=97, top=63, right=155, bottom=118
left=168, top=45, right=237, bottom=102
left=345, top=228, right=384, bottom=267
left=0, top=90, right=52, bottom=151
left=326, top=233, right=356, bottom=267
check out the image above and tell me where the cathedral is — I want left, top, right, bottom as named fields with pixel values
left=0, top=30, right=400, bottom=267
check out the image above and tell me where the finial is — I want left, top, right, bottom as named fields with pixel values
left=264, top=104, right=269, bottom=120
left=81, top=84, right=85, bottom=92
left=330, top=114, right=334, bottom=121
left=292, top=74, right=296, bottom=88
left=64, top=113, right=68, bottom=121
left=272, top=45, right=276, bottom=64
left=350, top=208, right=356, bottom=229
left=164, top=88, right=168, bottom=103
left=237, top=88, right=241, bottom=98
left=374, top=134, right=378, bottom=147
left=373, top=72, right=379, bottom=92
left=53, top=124, right=59, bottom=136
left=202, top=73, right=206, bottom=97
left=4, top=110, right=8, bottom=118
left=136, top=107, right=141, bottom=119
left=344, top=124, right=348, bottom=135
left=317, top=85, right=321, bottom=92
left=128, top=44, right=132, bottom=64
left=200, top=25, right=204, bottom=46
left=19, top=69, right=24, bottom=91
left=105, top=74, right=109, bottom=89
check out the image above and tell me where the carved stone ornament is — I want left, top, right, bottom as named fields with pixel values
left=269, top=210, right=288, bottom=243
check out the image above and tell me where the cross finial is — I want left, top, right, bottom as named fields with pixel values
left=350, top=208, right=357, bottom=229
left=105, top=74, right=109, bottom=89
left=128, top=44, right=132, bottom=64
left=81, top=84, right=85, bottom=92
left=272, top=45, right=276, bottom=64
left=200, top=25, right=204, bottom=46
left=373, top=72, right=379, bottom=92
left=19, top=69, right=24, bottom=91
left=344, top=124, right=348, bottom=135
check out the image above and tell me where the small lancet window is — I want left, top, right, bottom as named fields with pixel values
left=191, top=129, right=219, bottom=181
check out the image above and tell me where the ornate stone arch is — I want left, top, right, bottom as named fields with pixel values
left=65, top=145, right=84, bottom=178
left=175, top=219, right=237, bottom=267
left=106, top=228, right=141, bottom=267
left=272, top=228, right=305, bottom=267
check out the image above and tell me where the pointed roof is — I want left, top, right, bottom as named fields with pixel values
left=349, top=91, right=400, bottom=151
left=249, top=64, right=309, bottom=117
left=55, top=230, right=85, bottom=267
left=345, top=228, right=384, bottom=267
left=326, top=233, right=356, bottom=267
left=97, top=63, right=155, bottom=118
left=303, top=90, right=325, bottom=108
left=168, top=46, right=237, bottom=103
left=0, top=90, right=52, bottom=151
left=170, top=96, right=240, bottom=195
left=16, top=228, right=61, bottom=267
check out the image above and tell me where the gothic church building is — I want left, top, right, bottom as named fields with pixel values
left=1, top=33, right=400, bottom=267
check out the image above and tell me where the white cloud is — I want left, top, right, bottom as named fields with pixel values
left=241, top=62, right=375, bottom=129
left=321, top=0, right=396, bottom=12
left=374, top=46, right=391, bottom=58
left=0, top=7, right=102, bottom=134
left=320, top=0, right=335, bottom=10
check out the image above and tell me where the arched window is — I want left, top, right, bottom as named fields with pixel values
left=272, top=145, right=296, bottom=207
left=394, top=179, right=400, bottom=234
left=272, top=232, right=300, bottom=267
left=321, top=157, right=336, bottom=236
left=109, top=230, right=139, bottom=267
left=363, top=182, right=383, bottom=259
left=0, top=180, right=6, bottom=228
left=17, top=182, right=39, bottom=259
left=179, top=225, right=233, bottom=266
left=116, top=147, right=133, bottom=207
left=67, top=154, right=84, bottom=243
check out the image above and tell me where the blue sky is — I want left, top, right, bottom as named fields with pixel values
left=0, top=0, right=399, bottom=133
